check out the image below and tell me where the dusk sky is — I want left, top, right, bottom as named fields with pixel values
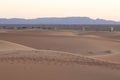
left=0, top=0, right=120, bottom=21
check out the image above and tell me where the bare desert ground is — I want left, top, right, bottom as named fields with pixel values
left=0, top=29, right=120, bottom=80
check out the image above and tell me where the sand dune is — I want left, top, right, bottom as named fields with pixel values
left=0, top=30, right=120, bottom=56
left=93, top=53, right=120, bottom=64
left=48, top=30, right=78, bottom=36
left=0, top=50, right=120, bottom=80
left=0, top=40, right=34, bottom=51
left=79, top=31, right=120, bottom=41
left=0, top=49, right=120, bottom=68
left=0, top=63, right=120, bottom=80
left=0, top=30, right=120, bottom=80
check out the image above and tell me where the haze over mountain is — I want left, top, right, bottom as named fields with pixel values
left=0, top=17, right=120, bottom=24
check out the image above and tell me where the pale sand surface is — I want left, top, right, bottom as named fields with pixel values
left=0, top=63, right=120, bottom=80
left=0, top=50, right=120, bottom=80
left=0, top=30, right=120, bottom=80
left=0, top=40, right=35, bottom=51
left=0, top=30, right=120, bottom=56
left=93, top=53, right=120, bottom=64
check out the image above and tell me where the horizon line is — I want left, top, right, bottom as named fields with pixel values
left=0, top=16, right=119, bottom=22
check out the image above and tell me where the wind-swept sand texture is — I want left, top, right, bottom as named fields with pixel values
left=0, top=50, right=120, bottom=80
left=0, top=30, right=120, bottom=80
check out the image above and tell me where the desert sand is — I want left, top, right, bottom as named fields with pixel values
left=93, top=53, right=120, bottom=64
left=0, top=40, right=34, bottom=51
left=0, top=30, right=120, bottom=80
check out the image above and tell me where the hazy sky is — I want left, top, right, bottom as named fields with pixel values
left=0, top=0, right=120, bottom=21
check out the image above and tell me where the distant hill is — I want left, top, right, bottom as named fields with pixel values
left=0, top=17, right=120, bottom=24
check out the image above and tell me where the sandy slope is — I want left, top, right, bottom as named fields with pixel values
left=0, top=50, right=120, bottom=80
left=0, top=63, right=120, bottom=80
left=0, top=30, right=120, bottom=80
left=0, top=40, right=34, bottom=51
left=79, top=31, right=120, bottom=41
left=0, top=30, right=120, bottom=56
left=93, top=53, right=120, bottom=64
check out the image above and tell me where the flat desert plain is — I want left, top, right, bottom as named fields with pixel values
left=0, top=30, right=120, bottom=80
